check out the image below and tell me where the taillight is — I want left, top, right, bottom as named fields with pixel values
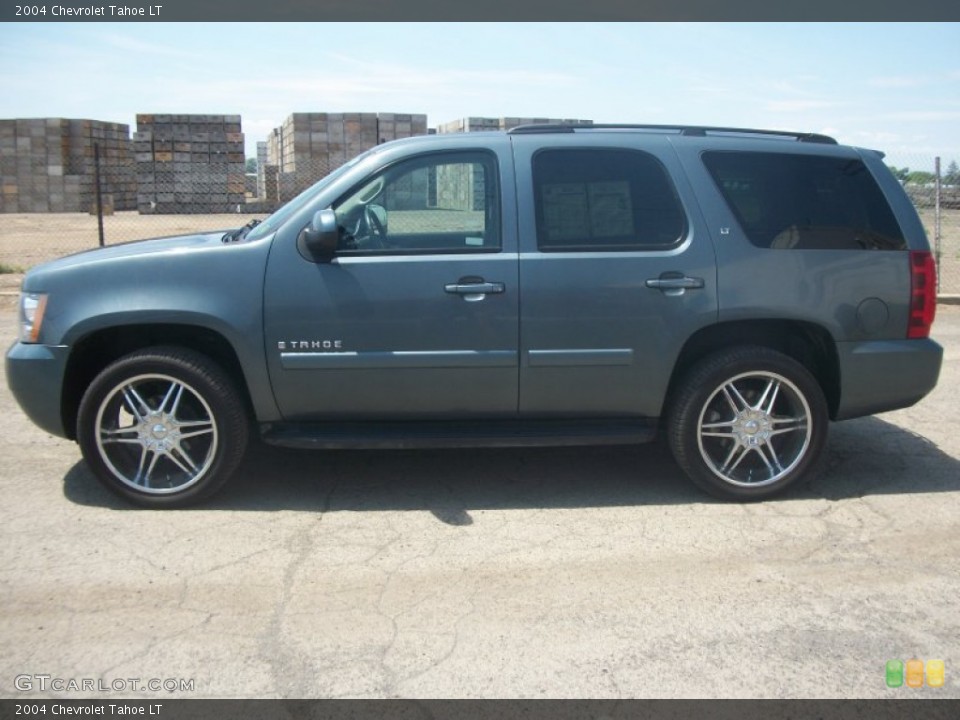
left=908, top=251, right=937, bottom=339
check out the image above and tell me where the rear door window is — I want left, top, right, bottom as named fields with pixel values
left=702, top=151, right=906, bottom=250
left=532, top=148, right=686, bottom=251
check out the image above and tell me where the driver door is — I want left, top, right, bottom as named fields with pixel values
left=263, top=147, right=520, bottom=420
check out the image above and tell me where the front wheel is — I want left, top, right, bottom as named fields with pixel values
left=667, top=346, right=828, bottom=501
left=77, top=347, right=249, bottom=508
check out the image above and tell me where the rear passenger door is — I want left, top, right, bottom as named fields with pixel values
left=511, top=134, right=718, bottom=417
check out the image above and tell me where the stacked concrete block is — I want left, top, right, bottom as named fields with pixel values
left=265, top=112, right=428, bottom=203
left=0, top=118, right=135, bottom=213
left=256, top=141, right=267, bottom=199
left=499, top=117, right=593, bottom=130
left=262, top=164, right=280, bottom=205
left=371, top=112, right=429, bottom=144
left=135, top=114, right=244, bottom=214
left=436, top=117, right=594, bottom=134
left=435, top=117, right=501, bottom=134
left=435, top=162, right=484, bottom=212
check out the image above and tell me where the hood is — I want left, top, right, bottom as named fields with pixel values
left=32, top=231, right=232, bottom=273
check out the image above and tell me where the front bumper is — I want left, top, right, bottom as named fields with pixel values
left=5, top=341, right=71, bottom=438
left=834, top=338, right=943, bottom=420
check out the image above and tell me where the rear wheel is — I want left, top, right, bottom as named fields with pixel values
left=668, top=346, right=828, bottom=501
left=77, top=347, right=249, bottom=508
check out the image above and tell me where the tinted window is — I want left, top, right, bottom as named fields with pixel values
left=334, top=151, right=499, bottom=254
left=703, top=151, right=906, bottom=250
left=533, top=149, right=686, bottom=251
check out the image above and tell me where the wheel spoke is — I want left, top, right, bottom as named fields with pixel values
left=141, top=451, right=162, bottom=488
left=179, top=425, right=214, bottom=441
left=100, top=426, right=139, bottom=444
left=133, top=447, right=153, bottom=487
left=770, top=416, right=806, bottom=436
left=722, top=382, right=750, bottom=414
left=755, top=378, right=781, bottom=413
left=720, top=443, right=749, bottom=474
left=701, top=417, right=737, bottom=439
left=122, top=386, right=150, bottom=421
left=168, top=446, right=199, bottom=475
left=702, top=420, right=737, bottom=430
left=758, top=442, right=783, bottom=476
left=160, top=382, right=185, bottom=416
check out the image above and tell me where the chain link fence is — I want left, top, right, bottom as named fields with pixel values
left=1, top=152, right=958, bottom=295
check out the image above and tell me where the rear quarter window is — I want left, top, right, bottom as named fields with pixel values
left=702, top=151, right=907, bottom=250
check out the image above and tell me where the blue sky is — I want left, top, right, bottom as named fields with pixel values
left=1, top=22, right=957, bottom=169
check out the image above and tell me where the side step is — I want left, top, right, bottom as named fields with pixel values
left=260, top=418, right=658, bottom=451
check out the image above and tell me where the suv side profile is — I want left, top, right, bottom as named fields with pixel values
left=6, top=124, right=943, bottom=507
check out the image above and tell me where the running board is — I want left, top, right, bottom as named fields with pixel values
left=260, top=419, right=658, bottom=450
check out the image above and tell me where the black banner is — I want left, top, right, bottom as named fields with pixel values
left=2, top=0, right=959, bottom=22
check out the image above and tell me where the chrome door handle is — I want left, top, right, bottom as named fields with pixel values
left=444, top=282, right=505, bottom=295
left=645, top=275, right=704, bottom=296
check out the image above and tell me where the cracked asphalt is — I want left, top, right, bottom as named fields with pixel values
left=1, top=305, right=958, bottom=699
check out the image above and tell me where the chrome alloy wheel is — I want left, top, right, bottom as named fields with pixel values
left=696, top=371, right=813, bottom=488
left=94, top=373, right=218, bottom=494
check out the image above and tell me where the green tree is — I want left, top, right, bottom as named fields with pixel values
left=906, top=170, right=935, bottom=185
left=887, top=165, right=910, bottom=184
left=245, top=157, right=258, bottom=173
left=944, top=160, right=960, bottom=186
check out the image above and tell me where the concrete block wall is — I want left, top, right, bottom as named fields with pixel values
left=134, top=114, right=244, bottom=214
left=436, top=117, right=593, bottom=133
left=264, top=112, right=429, bottom=203
left=0, top=118, right=135, bottom=213
left=256, top=141, right=267, bottom=199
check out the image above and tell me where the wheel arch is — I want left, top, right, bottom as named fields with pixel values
left=61, top=323, right=253, bottom=440
left=664, top=319, right=841, bottom=420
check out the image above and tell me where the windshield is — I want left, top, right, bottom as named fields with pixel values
left=245, top=146, right=382, bottom=242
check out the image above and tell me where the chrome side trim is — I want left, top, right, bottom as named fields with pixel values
left=280, top=350, right=518, bottom=370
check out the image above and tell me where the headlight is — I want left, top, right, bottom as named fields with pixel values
left=19, top=292, right=48, bottom=344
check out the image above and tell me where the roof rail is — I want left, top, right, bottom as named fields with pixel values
left=507, top=123, right=838, bottom=145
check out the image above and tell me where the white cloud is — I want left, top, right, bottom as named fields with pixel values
left=885, top=111, right=960, bottom=122
left=96, top=32, right=202, bottom=62
left=868, top=75, right=931, bottom=89
left=765, top=99, right=838, bottom=112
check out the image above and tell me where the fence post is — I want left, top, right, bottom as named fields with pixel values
left=94, top=142, right=105, bottom=247
left=934, top=157, right=942, bottom=293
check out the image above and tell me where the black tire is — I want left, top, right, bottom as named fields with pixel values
left=667, top=346, right=828, bottom=501
left=76, top=347, right=249, bottom=508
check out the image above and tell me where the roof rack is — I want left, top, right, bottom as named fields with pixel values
left=507, top=123, right=838, bottom=145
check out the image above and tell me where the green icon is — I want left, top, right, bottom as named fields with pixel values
left=886, top=659, right=904, bottom=688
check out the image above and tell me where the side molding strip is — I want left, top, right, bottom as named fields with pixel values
left=527, top=349, right=634, bottom=367
left=281, top=350, right=518, bottom=370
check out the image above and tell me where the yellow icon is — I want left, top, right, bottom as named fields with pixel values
left=926, top=660, right=945, bottom=688
left=906, top=659, right=924, bottom=688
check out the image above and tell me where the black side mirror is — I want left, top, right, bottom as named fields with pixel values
left=297, top=209, right=339, bottom=263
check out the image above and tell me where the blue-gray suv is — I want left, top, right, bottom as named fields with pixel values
left=6, top=124, right=944, bottom=507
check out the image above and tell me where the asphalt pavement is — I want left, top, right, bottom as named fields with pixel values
left=1, top=306, right=958, bottom=699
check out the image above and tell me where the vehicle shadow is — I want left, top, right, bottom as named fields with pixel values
left=63, top=416, right=960, bottom=519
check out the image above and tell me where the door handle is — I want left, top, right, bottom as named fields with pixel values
left=445, top=281, right=505, bottom=295
left=645, top=274, right=704, bottom=296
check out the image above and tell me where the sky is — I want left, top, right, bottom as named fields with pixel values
left=0, top=22, right=958, bottom=170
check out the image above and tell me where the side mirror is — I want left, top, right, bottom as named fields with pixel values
left=297, top=209, right=339, bottom=263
